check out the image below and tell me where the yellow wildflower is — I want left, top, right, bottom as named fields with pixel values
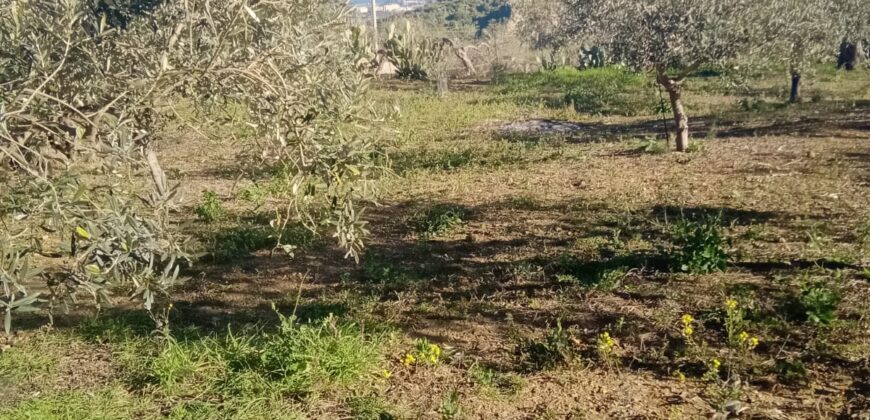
left=749, top=336, right=759, bottom=349
left=738, top=331, right=749, bottom=343
left=382, top=369, right=392, bottom=379
left=725, top=299, right=738, bottom=311
left=681, top=314, right=694, bottom=326
left=683, top=326, right=694, bottom=337
left=429, top=344, right=441, bottom=359
left=711, top=359, right=721, bottom=370
left=403, top=353, right=416, bottom=366
left=598, top=332, right=616, bottom=351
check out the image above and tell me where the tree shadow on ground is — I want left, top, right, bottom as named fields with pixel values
left=497, top=100, right=870, bottom=144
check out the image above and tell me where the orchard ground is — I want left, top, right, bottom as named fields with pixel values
left=1, top=66, right=869, bottom=419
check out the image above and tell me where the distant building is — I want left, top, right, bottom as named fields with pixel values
left=349, top=0, right=429, bottom=15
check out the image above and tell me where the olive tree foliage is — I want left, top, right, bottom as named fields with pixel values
left=0, top=0, right=378, bottom=331
left=769, top=0, right=838, bottom=103
left=549, top=0, right=780, bottom=151
left=512, top=0, right=571, bottom=50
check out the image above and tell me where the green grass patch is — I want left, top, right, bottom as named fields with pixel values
left=119, top=314, right=389, bottom=401
left=0, top=333, right=60, bottom=385
left=496, top=67, right=661, bottom=116
left=209, top=223, right=317, bottom=262
left=0, top=387, right=154, bottom=420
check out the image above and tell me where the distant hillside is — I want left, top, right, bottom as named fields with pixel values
left=397, top=0, right=511, bottom=38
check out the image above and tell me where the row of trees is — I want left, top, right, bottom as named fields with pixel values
left=516, top=0, right=869, bottom=151
left=1, top=0, right=380, bottom=331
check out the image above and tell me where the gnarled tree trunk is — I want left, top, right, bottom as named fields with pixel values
left=443, top=38, right=477, bottom=76
left=657, top=72, right=689, bottom=152
left=838, top=40, right=863, bottom=70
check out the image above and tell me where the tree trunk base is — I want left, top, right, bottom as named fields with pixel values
left=790, top=72, right=801, bottom=103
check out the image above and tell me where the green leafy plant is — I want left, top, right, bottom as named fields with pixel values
left=774, top=358, right=809, bottom=385
left=552, top=254, right=633, bottom=291
left=413, top=204, right=468, bottom=239
left=211, top=224, right=316, bottom=262
left=673, top=214, right=729, bottom=274
left=439, top=389, right=462, bottom=419
left=362, top=254, right=411, bottom=285
left=195, top=191, right=226, bottom=223
left=634, top=137, right=668, bottom=154
left=469, top=364, right=524, bottom=396
left=799, top=282, right=840, bottom=325
left=516, top=320, right=574, bottom=371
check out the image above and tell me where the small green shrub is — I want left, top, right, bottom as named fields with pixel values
left=469, top=364, right=524, bottom=397
left=516, top=320, right=573, bottom=371
left=439, top=389, right=462, bottom=419
left=238, top=184, right=268, bottom=208
left=211, top=224, right=316, bottom=262
left=672, top=214, right=728, bottom=274
left=595, top=268, right=628, bottom=291
left=686, top=141, right=706, bottom=153
left=551, top=254, right=633, bottom=291
left=799, top=282, right=840, bottom=325
left=212, top=226, right=274, bottom=261
left=362, top=253, right=411, bottom=284
left=633, top=137, right=668, bottom=154
left=413, top=204, right=468, bottom=239
left=195, top=191, right=226, bottom=223
left=774, top=358, right=808, bottom=385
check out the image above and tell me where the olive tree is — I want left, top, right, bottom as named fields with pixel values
left=0, top=0, right=378, bottom=331
left=556, top=0, right=778, bottom=151
left=772, top=0, right=838, bottom=103
left=513, top=0, right=572, bottom=50
left=833, top=0, right=869, bottom=70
